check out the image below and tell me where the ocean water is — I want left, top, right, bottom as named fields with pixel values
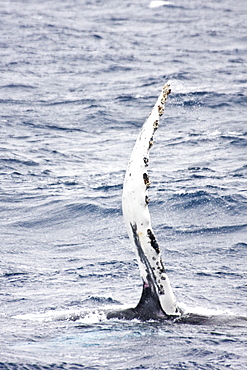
left=0, top=0, right=247, bottom=369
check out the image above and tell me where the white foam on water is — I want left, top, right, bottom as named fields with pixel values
left=149, top=1, right=173, bottom=8
left=178, top=301, right=234, bottom=317
left=13, top=308, right=108, bottom=323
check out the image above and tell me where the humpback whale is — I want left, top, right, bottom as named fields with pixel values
left=107, top=84, right=181, bottom=321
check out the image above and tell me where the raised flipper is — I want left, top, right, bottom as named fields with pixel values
left=107, top=84, right=181, bottom=321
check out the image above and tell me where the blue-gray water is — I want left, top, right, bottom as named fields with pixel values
left=0, top=0, right=246, bottom=369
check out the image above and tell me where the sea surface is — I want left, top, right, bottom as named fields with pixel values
left=0, top=0, right=246, bottom=369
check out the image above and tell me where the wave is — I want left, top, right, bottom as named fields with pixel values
left=0, top=157, right=39, bottom=168
left=75, top=260, right=136, bottom=283
left=0, top=364, right=87, bottom=370
left=221, top=134, right=247, bottom=147
left=9, top=201, right=121, bottom=230
left=21, top=120, right=85, bottom=132
left=80, top=296, right=121, bottom=308
left=166, top=190, right=246, bottom=212
left=196, top=270, right=243, bottom=279
left=0, top=84, right=36, bottom=90
left=172, top=223, right=247, bottom=236
left=170, top=90, right=246, bottom=109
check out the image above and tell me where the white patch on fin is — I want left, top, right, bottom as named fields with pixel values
left=122, top=84, right=180, bottom=316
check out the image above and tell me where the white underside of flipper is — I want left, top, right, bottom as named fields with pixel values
left=122, top=84, right=180, bottom=316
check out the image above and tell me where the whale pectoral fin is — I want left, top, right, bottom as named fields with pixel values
left=107, top=85, right=181, bottom=321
